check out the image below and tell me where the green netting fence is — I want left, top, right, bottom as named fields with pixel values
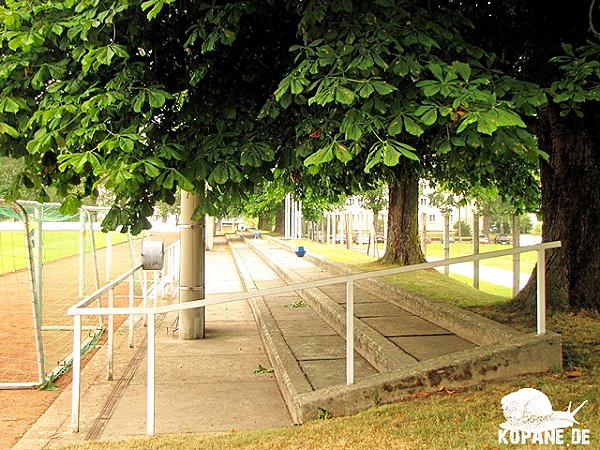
left=0, top=200, right=142, bottom=388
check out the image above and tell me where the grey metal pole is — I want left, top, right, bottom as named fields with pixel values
left=443, top=214, right=450, bottom=275
left=512, top=215, right=521, bottom=297
left=472, top=211, right=480, bottom=289
left=179, top=191, right=205, bottom=339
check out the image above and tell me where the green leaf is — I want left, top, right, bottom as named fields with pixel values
left=452, top=61, right=471, bottom=81
left=496, top=109, right=526, bottom=128
left=476, top=111, right=498, bottom=135
left=335, top=86, right=356, bottom=105
left=358, top=82, right=375, bottom=98
left=397, top=142, right=420, bottom=161
left=0, top=122, right=20, bottom=138
left=387, top=116, right=403, bottom=136
left=437, top=139, right=452, bottom=155
left=133, top=92, right=146, bottom=113
left=421, top=108, right=438, bottom=126
left=304, top=145, right=334, bottom=166
left=142, top=0, right=165, bottom=20
left=404, top=116, right=424, bottom=136
left=382, top=142, right=400, bottom=166
left=365, top=147, right=382, bottom=173
left=341, top=110, right=364, bottom=141
left=371, top=80, right=397, bottom=96
left=148, top=90, right=166, bottom=108
left=334, top=143, right=353, bottom=163
left=428, top=63, right=443, bottom=80
left=417, top=80, right=441, bottom=97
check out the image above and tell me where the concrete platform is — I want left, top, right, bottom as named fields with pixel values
left=13, top=233, right=562, bottom=448
left=231, top=233, right=562, bottom=422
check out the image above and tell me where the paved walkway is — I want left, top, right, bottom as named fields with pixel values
left=13, top=233, right=560, bottom=448
left=13, top=237, right=291, bottom=449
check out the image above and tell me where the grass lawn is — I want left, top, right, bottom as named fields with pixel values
left=55, top=237, right=600, bottom=450
left=425, top=242, right=537, bottom=273
left=0, top=230, right=130, bottom=274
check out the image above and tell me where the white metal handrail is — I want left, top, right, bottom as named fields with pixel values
left=68, top=240, right=560, bottom=436
left=69, top=240, right=180, bottom=433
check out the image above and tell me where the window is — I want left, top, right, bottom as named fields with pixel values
left=429, top=214, right=436, bottom=222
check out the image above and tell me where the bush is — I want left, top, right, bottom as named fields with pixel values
left=453, top=220, right=471, bottom=236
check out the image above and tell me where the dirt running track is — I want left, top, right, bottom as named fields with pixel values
left=0, top=231, right=179, bottom=449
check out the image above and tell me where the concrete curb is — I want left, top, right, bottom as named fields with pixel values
left=265, top=236, right=522, bottom=345
left=237, top=234, right=562, bottom=422
left=226, top=235, right=312, bottom=423
left=242, top=235, right=416, bottom=373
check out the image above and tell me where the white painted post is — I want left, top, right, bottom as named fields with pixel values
left=536, top=249, right=546, bottom=335
left=71, top=314, right=82, bottom=433
left=512, top=215, right=521, bottom=297
left=443, top=214, right=450, bottom=275
left=346, top=280, right=354, bottom=386
left=420, top=212, right=427, bottom=256
left=142, top=271, right=148, bottom=327
left=128, top=273, right=134, bottom=348
left=153, top=271, right=159, bottom=306
left=108, top=288, right=114, bottom=381
left=79, top=209, right=86, bottom=298
left=146, top=313, right=155, bottom=435
left=105, top=231, right=112, bottom=283
left=472, top=211, right=480, bottom=289
left=284, top=194, right=291, bottom=238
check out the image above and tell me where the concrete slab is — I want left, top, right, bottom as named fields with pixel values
left=390, top=334, right=478, bottom=361
left=354, top=302, right=415, bottom=318
left=299, top=358, right=379, bottom=390
left=275, top=318, right=339, bottom=337
left=101, top=380, right=290, bottom=437
left=362, top=315, right=451, bottom=337
left=286, top=335, right=347, bottom=360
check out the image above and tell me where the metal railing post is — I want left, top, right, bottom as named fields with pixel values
left=346, top=280, right=354, bottom=386
left=129, top=273, right=134, bottom=347
left=142, top=271, right=148, bottom=326
left=71, top=314, right=82, bottom=433
left=154, top=271, right=159, bottom=305
left=108, top=287, right=114, bottom=381
left=536, top=248, right=546, bottom=335
left=147, top=313, right=156, bottom=435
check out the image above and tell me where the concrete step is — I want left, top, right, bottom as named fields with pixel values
left=228, top=233, right=563, bottom=422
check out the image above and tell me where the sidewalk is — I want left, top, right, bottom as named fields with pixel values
left=13, top=233, right=560, bottom=448
left=13, top=236, right=291, bottom=449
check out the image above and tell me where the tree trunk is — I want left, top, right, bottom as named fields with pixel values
left=257, top=214, right=270, bottom=231
left=515, top=103, right=600, bottom=311
left=381, top=169, right=426, bottom=265
left=274, top=205, right=285, bottom=234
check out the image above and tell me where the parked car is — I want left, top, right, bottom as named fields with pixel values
left=353, top=233, right=370, bottom=244
left=424, top=236, right=432, bottom=244
left=479, top=234, right=489, bottom=244
left=334, top=234, right=347, bottom=244
left=494, top=234, right=511, bottom=245
left=441, top=236, right=455, bottom=244
left=375, top=233, right=385, bottom=243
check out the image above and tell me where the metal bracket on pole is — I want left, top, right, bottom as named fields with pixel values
left=178, top=286, right=205, bottom=297
left=179, top=224, right=205, bottom=229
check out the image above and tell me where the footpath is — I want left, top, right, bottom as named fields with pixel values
left=13, top=233, right=561, bottom=449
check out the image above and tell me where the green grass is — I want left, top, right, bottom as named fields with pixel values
left=0, top=230, right=130, bottom=274
left=425, top=242, right=536, bottom=273
left=55, top=237, right=600, bottom=450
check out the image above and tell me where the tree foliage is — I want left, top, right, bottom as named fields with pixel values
left=0, top=0, right=547, bottom=236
